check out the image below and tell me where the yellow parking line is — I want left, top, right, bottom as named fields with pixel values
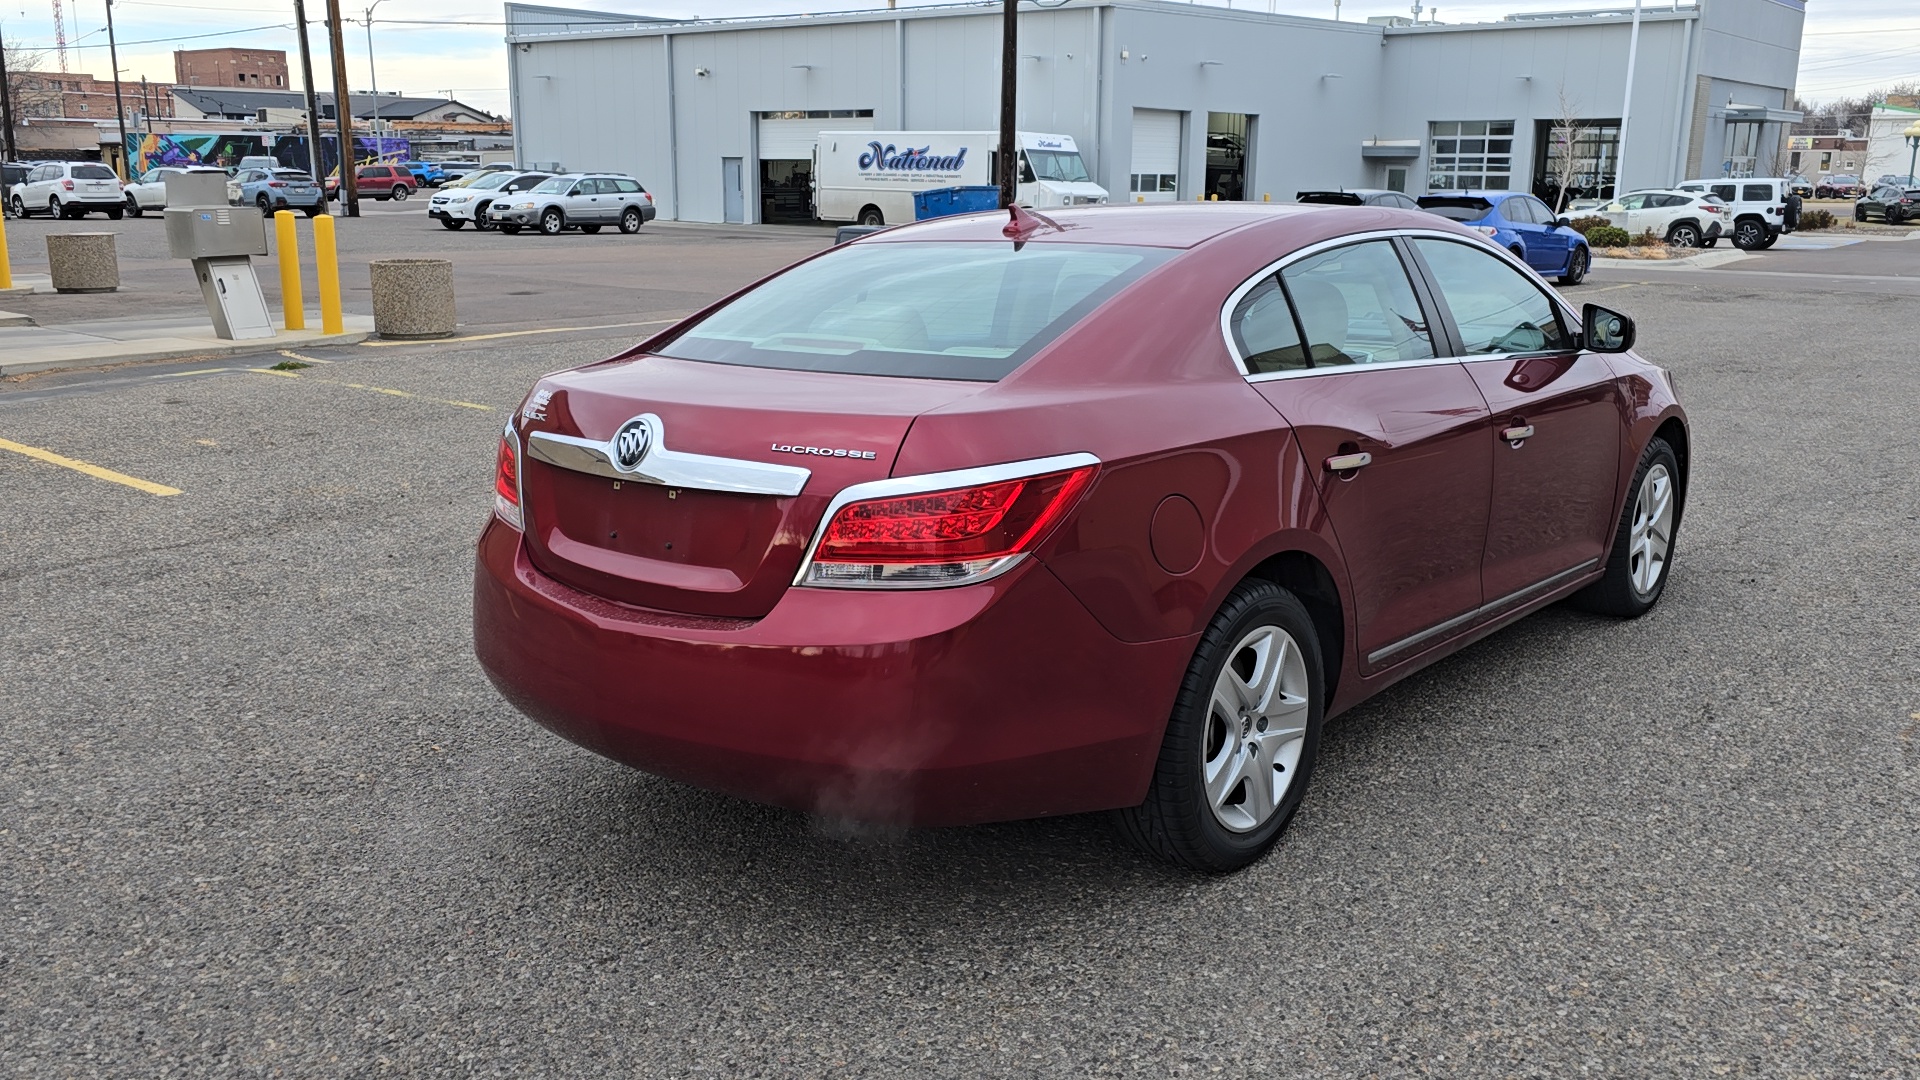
left=0, top=437, right=182, bottom=496
left=245, top=368, right=495, bottom=412
left=277, top=349, right=334, bottom=364
left=154, top=367, right=231, bottom=378
left=356, top=318, right=682, bottom=347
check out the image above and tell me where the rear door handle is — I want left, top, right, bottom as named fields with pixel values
left=1325, top=452, right=1372, bottom=472
left=1502, top=424, right=1535, bottom=442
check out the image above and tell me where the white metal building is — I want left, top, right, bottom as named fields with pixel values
left=504, top=0, right=1806, bottom=224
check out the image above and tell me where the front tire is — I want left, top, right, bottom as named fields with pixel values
left=474, top=202, right=494, bottom=230
left=125, top=195, right=144, bottom=218
left=1115, top=580, right=1324, bottom=873
left=9, top=195, right=25, bottom=217
left=440, top=218, right=465, bottom=230
left=499, top=223, right=522, bottom=235
left=539, top=208, right=564, bottom=235
left=1572, top=437, right=1681, bottom=618
left=1558, top=246, right=1589, bottom=285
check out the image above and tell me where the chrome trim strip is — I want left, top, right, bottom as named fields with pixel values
left=792, top=452, right=1102, bottom=589
left=1365, top=558, right=1601, bottom=666
left=1219, top=227, right=1584, bottom=384
left=526, top=414, right=811, bottom=497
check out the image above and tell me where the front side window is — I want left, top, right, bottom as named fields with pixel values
left=657, top=242, right=1170, bottom=381
left=1413, top=238, right=1570, bottom=356
left=529, top=177, right=569, bottom=194
left=1277, top=241, right=1436, bottom=367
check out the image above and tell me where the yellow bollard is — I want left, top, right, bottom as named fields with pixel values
left=0, top=211, right=12, bottom=291
left=1210, top=193, right=1219, bottom=201
left=1137, top=195, right=1144, bottom=203
left=273, top=211, right=305, bottom=331
left=313, top=214, right=344, bottom=335
left=1263, top=193, right=1271, bottom=202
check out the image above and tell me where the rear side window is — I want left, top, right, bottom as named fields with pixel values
left=657, top=242, right=1171, bottom=381
left=1277, top=241, right=1435, bottom=367
left=1710, top=184, right=1737, bottom=202
left=614, top=179, right=643, bottom=194
left=1744, top=184, right=1774, bottom=202
left=1413, top=238, right=1570, bottom=356
left=73, top=165, right=117, bottom=180
left=1229, top=278, right=1306, bottom=374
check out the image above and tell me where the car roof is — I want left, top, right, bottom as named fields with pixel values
left=857, top=202, right=1468, bottom=251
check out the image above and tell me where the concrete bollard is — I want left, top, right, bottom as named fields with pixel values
left=368, top=257, right=455, bottom=340
left=45, top=232, right=120, bottom=293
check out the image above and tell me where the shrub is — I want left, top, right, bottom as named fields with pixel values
left=1799, top=208, right=1836, bottom=230
left=1584, top=225, right=1631, bottom=248
left=1570, top=215, right=1611, bottom=235
left=1631, top=228, right=1664, bottom=248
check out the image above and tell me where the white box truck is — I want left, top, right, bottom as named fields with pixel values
left=812, top=131, right=1109, bottom=225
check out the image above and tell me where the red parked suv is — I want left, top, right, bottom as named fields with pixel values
left=474, top=204, right=1689, bottom=871
left=353, top=163, right=413, bottom=201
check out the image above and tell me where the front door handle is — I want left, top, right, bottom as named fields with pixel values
left=1325, top=452, right=1372, bottom=473
left=1502, top=424, right=1536, bottom=442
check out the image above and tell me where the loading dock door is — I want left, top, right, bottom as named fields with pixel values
left=757, top=113, right=872, bottom=223
left=1131, top=109, right=1183, bottom=203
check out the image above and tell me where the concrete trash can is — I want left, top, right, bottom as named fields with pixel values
left=46, top=232, right=120, bottom=293
left=369, top=258, right=456, bottom=339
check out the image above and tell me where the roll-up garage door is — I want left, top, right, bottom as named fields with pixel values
left=1131, top=109, right=1182, bottom=203
left=757, top=115, right=872, bottom=161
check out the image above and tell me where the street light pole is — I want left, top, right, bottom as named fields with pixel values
left=1906, top=121, right=1920, bottom=184
left=104, top=0, right=131, bottom=180
left=1612, top=0, right=1643, bottom=198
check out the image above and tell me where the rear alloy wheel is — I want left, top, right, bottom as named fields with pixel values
left=1573, top=437, right=1680, bottom=618
left=858, top=205, right=885, bottom=227
left=619, top=207, right=643, bottom=234
left=1732, top=219, right=1767, bottom=250
left=125, top=195, right=144, bottom=218
left=50, top=196, right=67, bottom=218
left=257, top=195, right=273, bottom=216
left=539, top=208, right=565, bottom=236
left=1666, top=222, right=1701, bottom=247
left=105, top=207, right=122, bottom=220
left=391, top=185, right=410, bottom=202
left=1115, top=580, right=1324, bottom=872
left=1558, top=246, right=1588, bottom=285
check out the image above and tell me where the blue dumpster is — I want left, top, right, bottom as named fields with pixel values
left=912, top=185, right=1001, bottom=221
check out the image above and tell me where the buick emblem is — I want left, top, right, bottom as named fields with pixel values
left=611, top=417, right=653, bottom=472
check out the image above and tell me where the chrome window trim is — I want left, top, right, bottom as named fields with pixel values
left=1219, top=228, right=1583, bottom=384
left=526, top=414, right=811, bottom=497
left=792, top=452, right=1102, bottom=590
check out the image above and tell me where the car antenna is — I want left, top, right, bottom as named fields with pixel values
left=1004, top=203, right=1063, bottom=241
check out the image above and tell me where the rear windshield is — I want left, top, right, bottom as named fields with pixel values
left=1418, top=197, right=1493, bottom=222
left=72, top=165, right=117, bottom=180
left=655, top=241, right=1172, bottom=381
left=1297, top=192, right=1363, bottom=205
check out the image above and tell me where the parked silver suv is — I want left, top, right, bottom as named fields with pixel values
left=488, top=173, right=657, bottom=236
left=1674, top=177, right=1797, bottom=250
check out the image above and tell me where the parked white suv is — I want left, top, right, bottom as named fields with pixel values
left=1595, top=188, right=1729, bottom=247
left=487, top=173, right=657, bottom=236
left=1674, top=177, right=1797, bottom=250
left=123, top=166, right=228, bottom=216
left=9, top=161, right=125, bottom=219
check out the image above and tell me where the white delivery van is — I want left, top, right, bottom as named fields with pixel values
left=812, top=131, right=1109, bottom=225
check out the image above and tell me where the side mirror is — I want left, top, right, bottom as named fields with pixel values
left=1582, top=304, right=1635, bottom=353
left=1554, top=216, right=1573, bottom=229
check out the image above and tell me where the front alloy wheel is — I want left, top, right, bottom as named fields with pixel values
left=125, top=195, right=144, bottom=218
left=1574, top=436, right=1681, bottom=618
left=1116, top=580, right=1324, bottom=872
left=540, top=209, right=564, bottom=235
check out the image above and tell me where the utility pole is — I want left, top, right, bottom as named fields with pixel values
left=104, top=0, right=131, bottom=179
left=292, top=0, right=327, bottom=183
left=141, top=76, right=153, bottom=133
left=364, top=0, right=390, bottom=139
left=997, top=0, right=1017, bottom=209
left=324, top=0, right=361, bottom=216
left=0, top=22, right=18, bottom=161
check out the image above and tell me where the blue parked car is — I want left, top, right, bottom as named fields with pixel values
left=403, top=160, right=446, bottom=187
left=1417, top=191, right=1590, bottom=285
left=230, top=167, right=325, bottom=217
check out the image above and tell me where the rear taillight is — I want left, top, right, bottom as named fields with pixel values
left=799, top=456, right=1099, bottom=588
left=1700, top=203, right=1720, bottom=213
left=494, top=426, right=523, bottom=530
left=61, top=179, right=74, bottom=190
left=1473, top=226, right=1499, bottom=237
left=269, top=181, right=285, bottom=187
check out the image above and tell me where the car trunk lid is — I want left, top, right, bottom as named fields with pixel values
left=516, top=355, right=982, bottom=618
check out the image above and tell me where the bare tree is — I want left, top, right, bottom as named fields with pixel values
left=1546, top=87, right=1586, bottom=213
left=4, top=40, right=61, bottom=153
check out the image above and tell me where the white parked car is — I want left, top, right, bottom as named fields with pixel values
left=426, top=170, right=552, bottom=231
left=123, top=166, right=229, bottom=216
left=8, top=161, right=125, bottom=219
left=1594, top=188, right=1729, bottom=247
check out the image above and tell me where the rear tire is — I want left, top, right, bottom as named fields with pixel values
left=1572, top=437, right=1681, bottom=619
left=303, top=207, right=320, bottom=218
left=105, top=207, right=123, bottom=220
left=1666, top=222, right=1701, bottom=247
left=391, top=185, right=410, bottom=202
left=125, top=195, right=144, bottom=218
left=258, top=195, right=273, bottom=217
left=1114, top=580, right=1325, bottom=873
left=1558, top=246, right=1588, bottom=285
left=620, top=207, right=643, bottom=234
left=857, top=205, right=884, bottom=227
left=50, top=196, right=67, bottom=218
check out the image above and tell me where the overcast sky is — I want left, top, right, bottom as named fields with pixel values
left=2, top=0, right=1913, bottom=118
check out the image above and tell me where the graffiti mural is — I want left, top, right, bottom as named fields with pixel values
left=271, top=136, right=412, bottom=178
left=125, top=133, right=269, bottom=176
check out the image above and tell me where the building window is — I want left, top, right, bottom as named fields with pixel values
left=1533, top=118, right=1621, bottom=205
left=1129, top=174, right=1177, bottom=194
left=1428, top=120, right=1514, bottom=192
left=756, top=109, right=874, bottom=120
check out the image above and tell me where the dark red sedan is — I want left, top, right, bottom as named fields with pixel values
left=474, top=204, right=1687, bottom=871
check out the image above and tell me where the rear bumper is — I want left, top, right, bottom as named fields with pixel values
left=472, top=520, right=1193, bottom=826
left=1703, top=221, right=1724, bottom=239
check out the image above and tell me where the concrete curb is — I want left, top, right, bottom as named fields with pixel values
left=0, top=316, right=377, bottom=377
left=1592, top=249, right=1753, bottom=271
left=0, top=311, right=33, bottom=327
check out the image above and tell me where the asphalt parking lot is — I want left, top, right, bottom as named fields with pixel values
left=2, top=217, right=1917, bottom=1076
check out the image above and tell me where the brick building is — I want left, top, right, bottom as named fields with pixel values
left=11, top=71, right=176, bottom=125
left=174, top=48, right=290, bottom=89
